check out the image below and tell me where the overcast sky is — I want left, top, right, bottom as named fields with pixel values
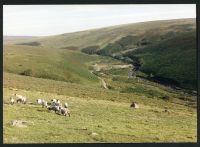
left=3, top=4, right=196, bottom=36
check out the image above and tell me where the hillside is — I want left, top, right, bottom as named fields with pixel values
left=3, top=44, right=103, bottom=85
left=3, top=72, right=197, bottom=143
left=6, top=18, right=195, bottom=49
left=6, top=18, right=196, bottom=90
left=3, top=18, right=197, bottom=143
left=3, top=36, right=40, bottom=44
left=3, top=18, right=197, bottom=91
left=81, top=18, right=196, bottom=90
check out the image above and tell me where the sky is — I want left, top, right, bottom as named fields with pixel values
left=3, top=4, right=196, bottom=36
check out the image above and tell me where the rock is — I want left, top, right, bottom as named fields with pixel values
left=10, top=120, right=28, bottom=128
left=164, top=109, right=170, bottom=114
left=163, top=107, right=171, bottom=114
left=91, top=132, right=98, bottom=136
left=130, top=102, right=139, bottom=109
left=97, top=125, right=102, bottom=128
left=82, top=127, right=87, bottom=130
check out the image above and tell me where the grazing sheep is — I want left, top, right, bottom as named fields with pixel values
left=52, top=99, right=62, bottom=107
left=42, top=100, right=48, bottom=108
left=51, top=99, right=56, bottom=103
left=48, top=105, right=60, bottom=113
left=130, top=102, right=139, bottom=109
left=64, top=102, right=68, bottom=108
left=59, top=106, right=70, bottom=117
left=57, top=99, right=60, bottom=104
left=36, top=99, right=48, bottom=108
left=55, top=99, right=61, bottom=106
left=36, top=99, right=43, bottom=105
left=51, top=99, right=57, bottom=106
left=14, top=94, right=26, bottom=104
left=10, top=96, right=15, bottom=105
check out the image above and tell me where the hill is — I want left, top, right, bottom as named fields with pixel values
left=3, top=18, right=197, bottom=143
left=81, top=18, right=196, bottom=90
left=3, top=36, right=40, bottom=44
left=84, top=19, right=196, bottom=90
left=5, top=18, right=195, bottom=49
left=5, top=18, right=196, bottom=90
left=3, top=72, right=197, bottom=143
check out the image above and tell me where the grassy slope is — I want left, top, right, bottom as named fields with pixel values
left=126, top=30, right=196, bottom=90
left=80, top=19, right=196, bottom=90
left=4, top=18, right=196, bottom=90
left=3, top=18, right=197, bottom=143
left=3, top=44, right=103, bottom=85
left=9, top=18, right=195, bottom=49
left=3, top=73, right=197, bottom=143
left=3, top=36, right=41, bottom=44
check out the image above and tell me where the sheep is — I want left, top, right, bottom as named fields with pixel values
left=51, top=99, right=57, bottom=103
left=130, top=102, right=139, bottom=109
left=57, top=99, right=60, bottom=104
left=10, top=96, right=15, bottom=105
left=51, top=99, right=57, bottom=106
left=51, top=99, right=62, bottom=107
left=41, top=101, right=48, bottom=108
left=64, top=102, right=68, bottom=108
left=37, top=99, right=49, bottom=108
left=36, top=99, right=43, bottom=105
left=59, top=106, right=70, bottom=117
left=14, top=94, right=26, bottom=104
left=55, top=99, right=61, bottom=106
left=48, top=105, right=60, bottom=113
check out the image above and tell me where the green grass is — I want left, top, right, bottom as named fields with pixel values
left=3, top=18, right=197, bottom=143
left=103, top=68, right=130, bottom=76
left=3, top=81, right=197, bottom=143
left=3, top=44, right=102, bottom=85
left=4, top=18, right=196, bottom=90
left=7, top=18, right=195, bottom=50
left=92, top=19, right=196, bottom=90
left=126, top=30, right=196, bottom=90
left=3, top=65, right=197, bottom=143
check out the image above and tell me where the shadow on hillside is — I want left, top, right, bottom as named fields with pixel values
left=136, top=75, right=197, bottom=96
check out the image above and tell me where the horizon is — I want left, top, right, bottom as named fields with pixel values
left=3, top=4, right=196, bottom=36
left=3, top=18, right=195, bottom=37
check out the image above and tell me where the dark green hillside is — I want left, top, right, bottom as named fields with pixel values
left=96, top=35, right=139, bottom=56
left=125, top=31, right=196, bottom=90
left=81, top=46, right=100, bottom=54
left=82, top=19, right=196, bottom=90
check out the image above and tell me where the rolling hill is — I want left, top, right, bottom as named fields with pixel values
left=4, top=18, right=196, bottom=90
left=3, top=18, right=197, bottom=143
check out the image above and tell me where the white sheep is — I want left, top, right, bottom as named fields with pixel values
left=37, top=99, right=49, bottom=108
left=10, top=96, right=15, bottom=105
left=52, top=99, right=62, bottom=107
left=14, top=94, right=26, bottom=104
left=36, top=99, right=43, bottom=105
left=55, top=99, right=61, bottom=106
left=51, top=99, right=57, bottom=106
left=64, top=102, right=68, bottom=108
left=59, top=106, right=70, bottom=117
left=41, top=100, right=48, bottom=108
left=48, top=105, right=60, bottom=113
left=51, top=99, right=56, bottom=103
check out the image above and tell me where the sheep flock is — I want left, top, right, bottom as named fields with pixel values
left=9, top=94, right=70, bottom=117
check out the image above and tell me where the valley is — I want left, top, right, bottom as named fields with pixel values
left=3, top=18, right=197, bottom=143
